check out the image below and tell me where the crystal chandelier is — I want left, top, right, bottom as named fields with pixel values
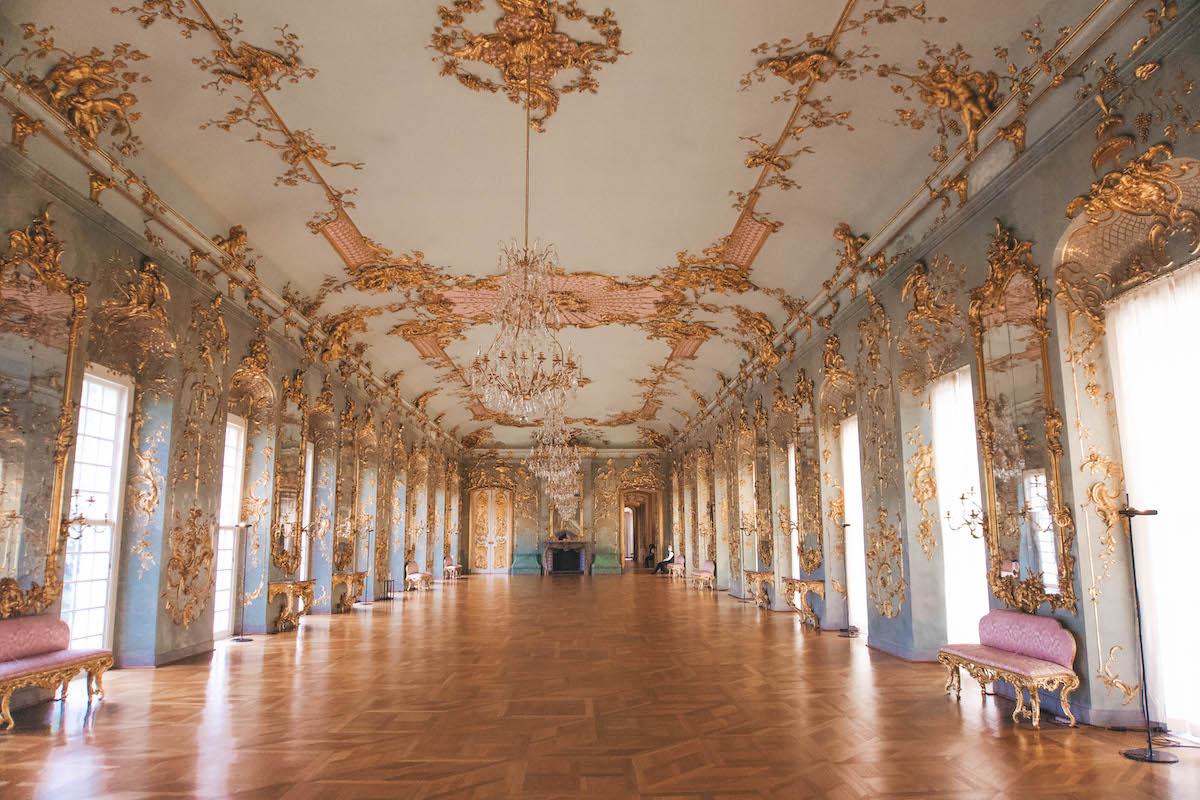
left=468, top=57, right=582, bottom=423
left=526, top=405, right=582, bottom=519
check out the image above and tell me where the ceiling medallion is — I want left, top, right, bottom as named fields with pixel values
left=430, top=0, right=627, bottom=130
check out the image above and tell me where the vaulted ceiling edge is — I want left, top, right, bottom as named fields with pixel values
left=0, top=0, right=1185, bottom=450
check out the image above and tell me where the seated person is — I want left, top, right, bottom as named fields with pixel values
left=652, top=547, right=675, bottom=574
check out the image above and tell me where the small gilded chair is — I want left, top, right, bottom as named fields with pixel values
left=666, top=554, right=686, bottom=580
left=405, top=560, right=432, bottom=591
left=691, top=559, right=716, bottom=590
left=443, top=557, right=462, bottom=581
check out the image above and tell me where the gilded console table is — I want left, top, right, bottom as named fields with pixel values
left=331, top=571, right=367, bottom=614
left=781, top=578, right=824, bottom=629
left=743, top=570, right=774, bottom=609
left=268, top=579, right=316, bottom=632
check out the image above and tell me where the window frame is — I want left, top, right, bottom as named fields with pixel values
left=63, top=365, right=134, bottom=650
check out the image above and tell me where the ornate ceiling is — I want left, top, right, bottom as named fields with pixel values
left=0, top=0, right=1109, bottom=449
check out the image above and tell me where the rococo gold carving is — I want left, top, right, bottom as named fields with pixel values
left=430, top=0, right=628, bottom=131
left=3, top=23, right=150, bottom=156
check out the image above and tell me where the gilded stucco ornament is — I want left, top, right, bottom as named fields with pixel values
left=897, top=256, right=966, bottom=395
left=619, top=455, right=663, bottom=492
left=430, top=0, right=628, bottom=131
left=905, top=426, right=937, bottom=560
left=3, top=24, right=150, bottom=156
left=162, top=507, right=215, bottom=629
left=1066, top=145, right=1199, bottom=267
left=10, top=112, right=44, bottom=152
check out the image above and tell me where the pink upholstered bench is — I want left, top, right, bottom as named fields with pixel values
left=691, top=559, right=715, bottom=590
left=938, top=608, right=1078, bottom=728
left=0, top=615, right=113, bottom=730
left=666, top=555, right=685, bottom=580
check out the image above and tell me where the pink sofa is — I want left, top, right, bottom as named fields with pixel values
left=691, top=559, right=716, bottom=590
left=0, top=615, right=113, bottom=730
left=938, top=608, right=1078, bottom=728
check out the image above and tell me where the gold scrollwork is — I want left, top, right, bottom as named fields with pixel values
left=905, top=426, right=938, bottom=560
left=430, top=0, right=628, bottom=131
left=162, top=507, right=215, bottom=628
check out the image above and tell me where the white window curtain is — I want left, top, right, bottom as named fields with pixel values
left=931, top=366, right=990, bottom=644
left=213, top=416, right=246, bottom=638
left=788, top=442, right=799, bottom=576
left=840, top=416, right=868, bottom=631
left=1106, top=261, right=1200, bottom=737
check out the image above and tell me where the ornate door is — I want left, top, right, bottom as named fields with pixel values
left=470, top=488, right=511, bottom=573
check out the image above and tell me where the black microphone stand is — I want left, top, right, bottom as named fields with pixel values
left=231, top=522, right=253, bottom=643
left=1118, top=501, right=1176, bottom=764
left=838, top=522, right=858, bottom=638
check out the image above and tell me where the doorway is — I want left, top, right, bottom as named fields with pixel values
left=469, top=488, right=512, bottom=573
left=619, top=491, right=661, bottom=567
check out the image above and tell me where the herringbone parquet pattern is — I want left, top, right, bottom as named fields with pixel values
left=1, top=572, right=1195, bottom=799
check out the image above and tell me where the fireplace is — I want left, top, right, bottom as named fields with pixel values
left=552, top=548, right=583, bottom=573
left=543, top=540, right=593, bottom=575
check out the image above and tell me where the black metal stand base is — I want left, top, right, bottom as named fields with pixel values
left=1122, top=747, right=1179, bottom=764
left=231, top=636, right=252, bottom=643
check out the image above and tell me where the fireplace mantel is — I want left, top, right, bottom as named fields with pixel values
left=542, top=540, right=594, bottom=575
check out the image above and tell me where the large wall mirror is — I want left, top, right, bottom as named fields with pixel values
left=968, top=221, right=1075, bottom=614
left=0, top=209, right=88, bottom=618
left=792, top=370, right=822, bottom=574
left=271, top=374, right=307, bottom=576
left=753, top=400, right=773, bottom=567
left=332, top=403, right=359, bottom=573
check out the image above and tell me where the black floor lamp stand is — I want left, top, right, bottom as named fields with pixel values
left=232, top=523, right=253, bottom=643
left=1118, top=503, right=1176, bottom=764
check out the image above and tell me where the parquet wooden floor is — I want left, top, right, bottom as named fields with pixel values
left=1, top=572, right=1196, bottom=799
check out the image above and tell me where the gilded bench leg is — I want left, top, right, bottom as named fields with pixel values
left=59, top=679, right=69, bottom=701
left=944, top=663, right=960, bottom=699
left=88, top=668, right=107, bottom=699
left=1011, top=686, right=1026, bottom=725
left=1059, top=678, right=1078, bottom=727
left=1029, top=687, right=1042, bottom=728
left=1, top=690, right=12, bottom=730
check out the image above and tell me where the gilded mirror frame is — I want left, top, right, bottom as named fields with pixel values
left=332, top=403, right=359, bottom=573
left=791, top=369, right=822, bottom=575
left=968, top=221, right=1076, bottom=614
left=0, top=208, right=89, bottom=618
left=271, top=372, right=308, bottom=575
